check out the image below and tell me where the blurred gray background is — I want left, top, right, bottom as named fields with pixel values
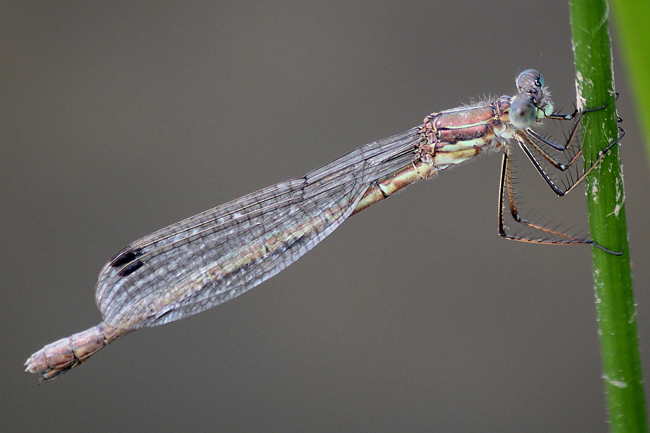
left=3, top=1, right=649, bottom=432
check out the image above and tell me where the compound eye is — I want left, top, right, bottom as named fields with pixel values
left=510, top=94, right=537, bottom=129
left=516, top=69, right=542, bottom=93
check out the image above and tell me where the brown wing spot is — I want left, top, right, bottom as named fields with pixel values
left=110, top=247, right=144, bottom=267
left=117, top=260, right=144, bottom=277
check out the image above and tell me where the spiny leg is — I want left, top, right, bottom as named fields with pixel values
left=517, top=126, right=624, bottom=197
left=497, top=150, right=588, bottom=245
left=522, top=104, right=608, bottom=169
left=497, top=145, right=623, bottom=254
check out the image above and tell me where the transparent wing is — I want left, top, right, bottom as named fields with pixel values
left=96, top=128, right=421, bottom=330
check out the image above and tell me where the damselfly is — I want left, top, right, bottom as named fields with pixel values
left=25, top=70, right=622, bottom=381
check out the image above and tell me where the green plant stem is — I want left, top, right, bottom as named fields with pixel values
left=611, top=0, right=650, bottom=166
left=569, top=1, right=646, bottom=432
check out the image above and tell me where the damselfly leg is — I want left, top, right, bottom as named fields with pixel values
left=498, top=104, right=624, bottom=254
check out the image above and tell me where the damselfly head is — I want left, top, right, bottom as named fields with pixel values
left=509, top=93, right=538, bottom=129
left=511, top=69, right=554, bottom=129
left=516, top=69, right=544, bottom=98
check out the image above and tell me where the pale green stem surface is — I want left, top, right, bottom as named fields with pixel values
left=569, top=1, right=646, bottom=432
